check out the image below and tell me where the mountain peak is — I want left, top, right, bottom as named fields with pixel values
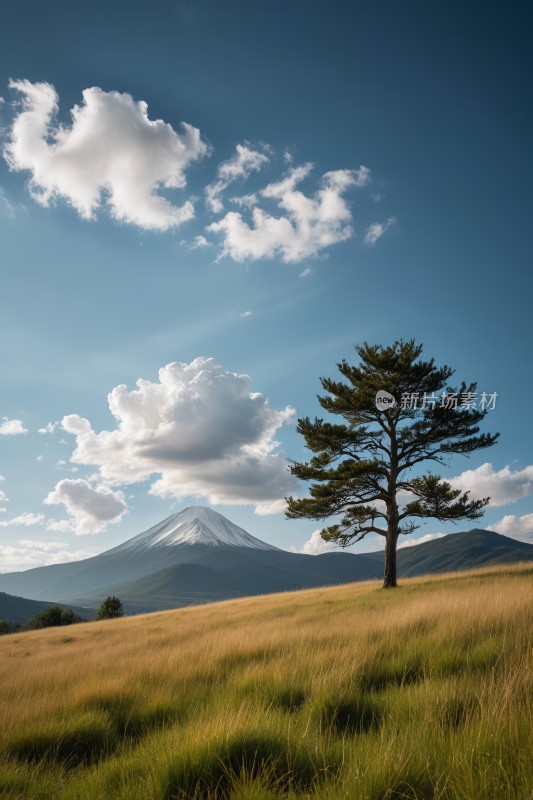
left=113, top=506, right=280, bottom=553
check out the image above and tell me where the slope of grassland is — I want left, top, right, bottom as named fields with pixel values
left=0, top=563, right=531, bottom=800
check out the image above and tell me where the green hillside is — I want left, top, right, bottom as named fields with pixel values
left=0, top=563, right=531, bottom=800
left=394, top=529, right=533, bottom=576
left=0, top=592, right=94, bottom=625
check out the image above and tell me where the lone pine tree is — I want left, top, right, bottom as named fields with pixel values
left=286, top=340, right=499, bottom=588
left=97, top=596, right=124, bottom=619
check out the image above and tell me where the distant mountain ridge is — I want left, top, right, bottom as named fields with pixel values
left=0, top=507, right=532, bottom=616
left=397, top=528, right=533, bottom=575
left=0, top=592, right=94, bottom=625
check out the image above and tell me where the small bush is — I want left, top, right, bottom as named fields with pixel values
left=97, top=596, right=124, bottom=620
left=24, top=606, right=82, bottom=630
left=0, top=619, right=21, bottom=635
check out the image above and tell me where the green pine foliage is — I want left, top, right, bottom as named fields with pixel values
left=23, top=605, right=83, bottom=630
left=286, top=340, right=499, bottom=587
left=96, top=596, right=124, bottom=620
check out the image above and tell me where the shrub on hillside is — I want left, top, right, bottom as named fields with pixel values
left=24, top=605, right=83, bottom=630
left=97, top=596, right=124, bottom=619
left=0, top=619, right=21, bottom=635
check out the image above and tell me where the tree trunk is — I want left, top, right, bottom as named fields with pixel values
left=385, top=429, right=399, bottom=588
left=383, top=532, right=398, bottom=588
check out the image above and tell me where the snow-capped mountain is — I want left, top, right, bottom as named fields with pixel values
left=2, top=503, right=528, bottom=618
left=0, top=505, right=293, bottom=603
left=112, top=506, right=280, bottom=552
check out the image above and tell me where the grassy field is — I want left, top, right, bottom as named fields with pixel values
left=0, top=563, right=531, bottom=800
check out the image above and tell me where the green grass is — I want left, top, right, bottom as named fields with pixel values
left=0, top=562, right=531, bottom=799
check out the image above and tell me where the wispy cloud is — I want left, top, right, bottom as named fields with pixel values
left=363, top=216, right=396, bottom=245
left=0, top=512, right=45, bottom=527
left=206, top=143, right=270, bottom=213
left=0, top=539, right=96, bottom=572
left=38, top=421, right=59, bottom=434
left=180, top=234, right=213, bottom=251
left=229, top=193, right=258, bottom=209
left=0, top=187, right=15, bottom=218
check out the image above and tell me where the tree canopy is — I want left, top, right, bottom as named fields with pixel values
left=286, top=339, right=499, bottom=587
left=25, top=605, right=83, bottom=630
left=97, top=596, right=124, bottom=619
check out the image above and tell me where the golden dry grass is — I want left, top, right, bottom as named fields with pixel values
left=0, top=562, right=531, bottom=799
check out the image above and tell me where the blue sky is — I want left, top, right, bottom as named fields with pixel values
left=0, top=0, right=532, bottom=570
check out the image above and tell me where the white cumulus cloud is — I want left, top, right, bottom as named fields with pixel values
left=4, top=79, right=208, bottom=231
left=206, top=143, right=270, bottom=213
left=291, top=529, right=338, bottom=555
left=292, top=528, right=447, bottom=554
left=60, top=358, right=297, bottom=513
left=0, top=417, right=28, bottom=436
left=363, top=216, right=396, bottom=245
left=44, top=478, right=128, bottom=535
left=449, top=462, right=533, bottom=507
left=487, top=513, right=533, bottom=544
left=254, top=498, right=289, bottom=516
left=208, top=164, right=370, bottom=263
